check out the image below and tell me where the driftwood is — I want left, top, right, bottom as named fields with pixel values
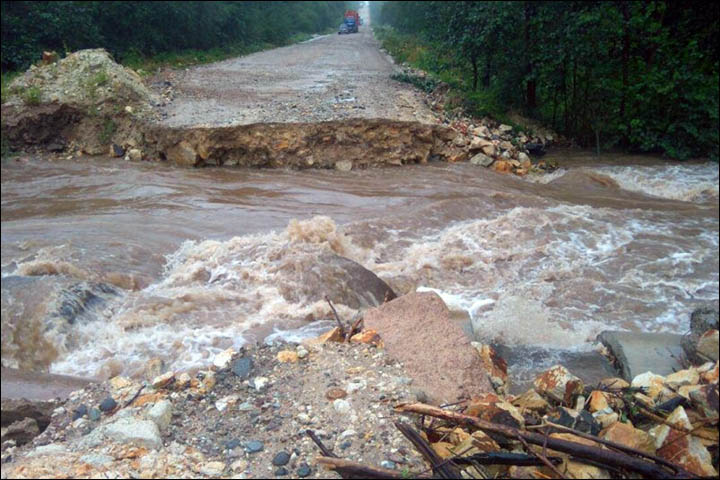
left=394, top=421, right=462, bottom=478
left=395, top=402, right=690, bottom=479
left=324, top=295, right=346, bottom=340
left=315, top=456, right=432, bottom=479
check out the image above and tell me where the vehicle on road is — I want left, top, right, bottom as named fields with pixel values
left=343, top=9, right=360, bottom=33
left=338, top=23, right=350, bottom=34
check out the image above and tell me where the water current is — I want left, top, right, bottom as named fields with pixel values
left=2, top=151, right=718, bottom=382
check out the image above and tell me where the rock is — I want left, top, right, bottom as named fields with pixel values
left=296, top=346, right=309, bottom=359
left=547, top=407, right=600, bottom=435
left=525, top=142, right=546, bottom=156
left=110, top=143, right=124, bottom=157
left=167, top=141, right=197, bottom=166
left=689, top=383, right=718, bottom=418
left=277, top=350, right=299, bottom=363
left=333, top=399, right=352, bottom=414
left=349, top=329, right=383, bottom=347
left=498, top=124, right=513, bottom=134
left=363, top=292, right=493, bottom=404
left=481, top=144, right=497, bottom=157
left=335, top=159, right=353, bottom=171
left=472, top=125, right=491, bottom=137
left=472, top=343, right=508, bottom=393
left=72, top=404, right=88, bottom=421
left=198, top=461, right=226, bottom=477
left=701, top=362, right=718, bottom=383
left=600, top=422, right=655, bottom=455
left=231, top=357, right=253, bottom=379
left=594, top=411, right=619, bottom=429
left=215, top=394, right=239, bottom=413
left=649, top=406, right=717, bottom=476
left=697, top=329, right=719, bottom=361
left=88, top=407, right=101, bottom=421
left=176, top=372, right=192, bottom=389
left=469, top=152, right=494, bottom=167
left=533, top=365, right=583, bottom=405
left=104, top=417, right=162, bottom=450
left=230, top=459, right=248, bottom=472
left=466, top=393, right=525, bottom=429
left=272, top=451, right=291, bottom=466
left=146, top=399, right=172, bottom=430
left=151, top=371, right=174, bottom=389
left=431, top=441, right=456, bottom=459
left=493, top=159, right=512, bottom=173
left=212, top=348, right=235, bottom=369
left=518, top=152, right=531, bottom=169
left=631, top=372, right=672, bottom=402
left=252, top=376, right=269, bottom=391
left=511, top=389, right=550, bottom=414
left=690, top=307, right=719, bottom=334
left=325, top=388, right=348, bottom=400
left=127, top=148, right=143, bottom=162
left=664, top=368, right=700, bottom=389
left=598, top=330, right=685, bottom=381
left=598, top=377, right=629, bottom=390
left=124, top=105, right=134, bottom=114
left=79, top=453, right=114, bottom=467
left=380, top=460, right=396, bottom=469
left=310, top=326, right=344, bottom=344
left=588, top=391, right=610, bottom=412
left=41, top=51, right=59, bottom=65
left=297, top=463, right=312, bottom=477
left=98, top=396, right=117, bottom=412
left=243, top=440, right=264, bottom=453
left=0, top=417, right=39, bottom=446
left=276, top=467, right=289, bottom=476
left=564, top=461, right=611, bottom=479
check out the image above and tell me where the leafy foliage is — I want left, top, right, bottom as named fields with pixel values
left=372, top=1, right=718, bottom=160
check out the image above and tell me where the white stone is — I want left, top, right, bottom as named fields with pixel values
left=104, top=417, right=162, bottom=450
left=296, top=346, right=309, bottom=359
left=147, top=399, right=172, bottom=430
left=212, top=348, right=236, bottom=369
left=198, top=461, right=226, bottom=477
left=333, top=399, right=352, bottom=414
left=215, top=394, right=239, bottom=413
left=335, top=159, right=353, bottom=171
left=127, top=148, right=142, bottom=162
left=253, top=376, right=269, bottom=391
left=124, top=105, right=133, bottom=114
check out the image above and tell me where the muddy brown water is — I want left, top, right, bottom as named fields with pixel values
left=1, top=151, right=718, bottom=386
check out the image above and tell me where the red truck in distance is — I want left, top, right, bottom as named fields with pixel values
left=341, top=10, right=360, bottom=34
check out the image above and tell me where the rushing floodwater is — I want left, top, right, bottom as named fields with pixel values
left=1, top=151, right=718, bottom=381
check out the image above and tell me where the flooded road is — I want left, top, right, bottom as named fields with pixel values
left=2, top=152, right=718, bottom=381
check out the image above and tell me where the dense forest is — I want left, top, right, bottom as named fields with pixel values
left=1, top=1, right=348, bottom=71
left=371, top=1, right=718, bottom=160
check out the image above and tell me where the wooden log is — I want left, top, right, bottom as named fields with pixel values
left=316, top=456, right=432, bottom=479
left=395, top=402, right=689, bottom=479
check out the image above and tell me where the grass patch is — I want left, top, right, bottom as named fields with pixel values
left=98, top=117, right=116, bottom=144
left=374, top=25, right=507, bottom=120
left=1, top=71, right=22, bottom=103
left=21, top=86, right=42, bottom=105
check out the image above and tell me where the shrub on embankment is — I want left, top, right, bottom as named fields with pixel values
left=371, top=1, right=719, bottom=160
left=1, top=1, right=348, bottom=72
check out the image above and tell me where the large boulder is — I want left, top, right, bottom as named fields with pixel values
left=363, top=292, right=493, bottom=404
left=682, top=308, right=719, bottom=364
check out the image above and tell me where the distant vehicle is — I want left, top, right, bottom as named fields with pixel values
left=343, top=9, right=360, bottom=33
left=338, top=23, right=350, bottom=34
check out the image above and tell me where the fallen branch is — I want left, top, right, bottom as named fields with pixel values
left=542, top=421, right=697, bottom=478
left=325, top=295, right=346, bottom=340
left=306, top=429, right=337, bottom=458
left=395, top=402, right=686, bottom=479
left=316, top=456, right=431, bottom=479
left=518, top=435, right=567, bottom=479
left=394, top=421, right=461, bottom=478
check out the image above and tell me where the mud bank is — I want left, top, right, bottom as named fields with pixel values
left=2, top=103, right=463, bottom=168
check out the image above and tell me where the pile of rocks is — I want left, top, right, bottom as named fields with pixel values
left=394, top=67, right=560, bottom=177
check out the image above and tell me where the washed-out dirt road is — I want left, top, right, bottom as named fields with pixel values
left=154, top=22, right=438, bottom=128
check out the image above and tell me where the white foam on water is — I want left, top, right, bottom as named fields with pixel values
left=586, top=164, right=719, bottom=202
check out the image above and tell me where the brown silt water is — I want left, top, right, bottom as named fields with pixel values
left=1, top=151, right=718, bottom=382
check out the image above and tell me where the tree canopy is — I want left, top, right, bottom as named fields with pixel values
left=2, top=1, right=348, bottom=71
left=371, top=1, right=719, bottom=159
